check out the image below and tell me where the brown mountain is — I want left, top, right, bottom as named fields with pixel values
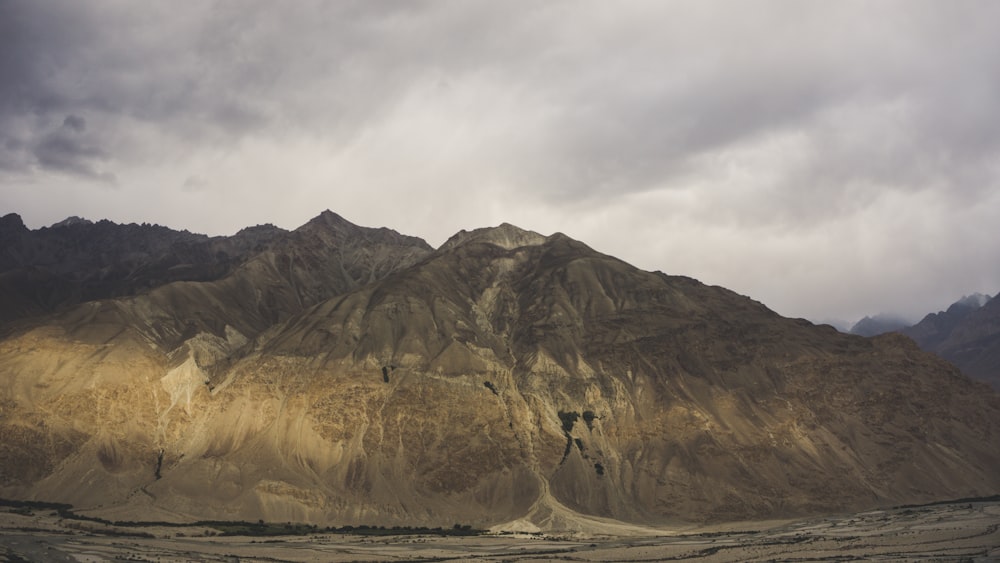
left=903, top=293, right=1000, bottom=390
left=0, top=214, right=997, bottom=531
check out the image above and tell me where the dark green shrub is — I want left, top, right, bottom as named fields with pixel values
left=557, top=411, right=579, bottom=433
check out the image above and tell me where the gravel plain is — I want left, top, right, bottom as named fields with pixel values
left=2, top=499, right=998, bottom=562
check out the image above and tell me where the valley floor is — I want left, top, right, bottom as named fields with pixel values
left=1, top=499, right=998, bottom=562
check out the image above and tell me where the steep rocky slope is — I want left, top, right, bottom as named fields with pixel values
left=903, top=294, right=992, bottom=349
left=904, top=294, right=1000, bottom=390
left=0, top=216, right=997, bottom=530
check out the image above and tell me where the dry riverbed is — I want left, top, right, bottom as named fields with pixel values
left=2, top=499, right=998, bottom=562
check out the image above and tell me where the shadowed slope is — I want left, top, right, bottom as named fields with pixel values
left=904, top=294, right=1000, bottom=390
left=0, top=213, right=287, bottom=325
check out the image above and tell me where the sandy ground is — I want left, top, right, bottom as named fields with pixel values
left=1, top=500, right=998, bottom=562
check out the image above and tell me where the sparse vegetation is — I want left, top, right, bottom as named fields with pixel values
left=197, top=521, right=483, bottom=537
left=558, top=411, right=581, bottom=464
left=154, top=448, right=164, bottom=480
left=484, top=381, right=498, bottom=395
left=558, top=410, right=579, bottom=433
left=561, top=436, right=573, bottom=463
left=0, top=500, right=485, bottom=539
left=0, top=499, right=73, bottom=511
left=2, top=499, right=996, bottom=560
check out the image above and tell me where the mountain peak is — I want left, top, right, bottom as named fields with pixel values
left=440, top=222, right=547, bottom=251
left=302, top=209, right=354, bottom=230
left=955, top=293, right=992, bottom=309
left=234, top=223, right=286, bottom=236
left=848, top=313, right=911, bottom=337
left=0, top=213, right=26, bottom=232
left=50, top=216, right=94, bottom=229
left=294, top=211, right=433, bottom=253
left=317, top=209, right=344, bottom=221
left=903, top=290, right=1000, bottom=389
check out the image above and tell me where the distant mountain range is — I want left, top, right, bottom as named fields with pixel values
left=847, top=314, right=912, bottom=338
left=1, top=211, right=997, bottom=531
left=849, top=293, right=999, bottom=390
left=0, top=213, right=289, bottom=325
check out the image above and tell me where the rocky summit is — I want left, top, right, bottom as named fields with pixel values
left=0, top=212, right=997, bottom=531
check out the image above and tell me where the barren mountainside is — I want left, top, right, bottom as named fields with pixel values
left=902, top=294, right=1000, bottom=390
left=0, top=212, right=288, bottom=325
left=0, top=212, right=997, bottom=530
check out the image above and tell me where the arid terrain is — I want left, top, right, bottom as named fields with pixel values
left=2, top=212, right=999, bottom=532
left=1, top=498, right=998, bottom=562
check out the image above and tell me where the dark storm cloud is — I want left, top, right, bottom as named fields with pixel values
left=1, top=2, right=264, bottom=151
left=2, top=0, right=999, bottom=322
left=31, top=114, right=116, bottom=183
left=62, top=115, right=86, bottom=133
left=0, top=2, right=112, bottom=178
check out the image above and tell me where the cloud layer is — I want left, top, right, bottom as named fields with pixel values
left=3, top=1, right=999, bottom=323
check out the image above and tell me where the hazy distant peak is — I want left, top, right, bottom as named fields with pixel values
left=50, top=216, right=94, bottom=228
left=439, top=222, right=547, bottom=251
left=848, top=313, right=911, bottom=337
left=955, top=293, right=992, bottom=309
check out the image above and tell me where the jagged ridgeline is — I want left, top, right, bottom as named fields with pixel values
left=0, top=211, right=998, bottom=531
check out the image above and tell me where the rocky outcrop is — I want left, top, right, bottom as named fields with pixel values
left=0, top=215, right=997, bottom=530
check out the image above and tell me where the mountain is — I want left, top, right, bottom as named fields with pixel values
left=903, top=293, right=1000, bottom=390
left=0, top=213, right=287, bottom=325
left=0, top=213, right=997, bottom=531
left=848, top=314, right=911, bottom=337
left=903, top=293, right=992, bottom=350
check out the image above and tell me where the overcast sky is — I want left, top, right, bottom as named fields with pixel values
left=2, top=1, right=999, bottom=325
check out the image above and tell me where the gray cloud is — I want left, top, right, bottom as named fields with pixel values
left=62, top=114, right=86, bottom=133
left=2, top=0, right=999, bottom=323
left=32, top=114, right=115, bottom=183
